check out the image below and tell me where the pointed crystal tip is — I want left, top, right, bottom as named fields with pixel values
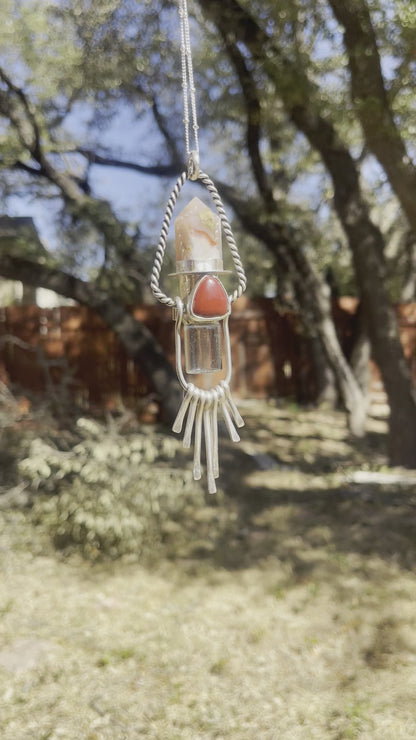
left=175, top=197, right=222, bottom=264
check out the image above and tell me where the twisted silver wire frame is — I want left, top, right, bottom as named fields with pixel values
left=150, top=170, right=247, bottom=306
left=199, top=171, right=246, bottom=302
left=150, top=171, right=187, bottom=307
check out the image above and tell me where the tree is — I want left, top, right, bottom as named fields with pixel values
left=81, top=0, right=369, bottom=431
left=0, top=5, right=182, bottom=423
left=0, top=0, right=415, bottom=465
left=0, top=0, right=368, bottom=435
left=206, top=24, right=367, bottom=430
left=327, top=0, right=416, bottom=237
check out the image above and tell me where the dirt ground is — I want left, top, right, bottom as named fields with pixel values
left=1, top=401, right=416, bottom=739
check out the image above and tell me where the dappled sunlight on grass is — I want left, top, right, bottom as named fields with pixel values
left=1, top=401, right=415, bottom=738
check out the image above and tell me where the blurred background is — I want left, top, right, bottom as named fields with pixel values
left=0, top=1, right=416, bottom=738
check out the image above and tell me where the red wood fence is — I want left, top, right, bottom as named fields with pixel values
left=0, top=298, right=415, bottom=413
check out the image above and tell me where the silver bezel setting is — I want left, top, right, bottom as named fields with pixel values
left=186, top=275, right=231, bottom=324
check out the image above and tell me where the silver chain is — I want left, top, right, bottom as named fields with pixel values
left=178, top=0, right=199, bottom=161
left=150, top=1, right=247, bottom=306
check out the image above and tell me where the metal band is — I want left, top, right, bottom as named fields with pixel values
left=172, top=258, right=224, bottom=274
left=187, top=150, right=200, bottom=180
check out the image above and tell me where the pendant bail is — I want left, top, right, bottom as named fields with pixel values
left=187, top=150, right=200, bottom=180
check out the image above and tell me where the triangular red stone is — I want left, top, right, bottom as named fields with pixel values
left=191, top=276, right=229, bottom=318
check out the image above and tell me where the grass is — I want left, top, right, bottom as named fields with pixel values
left=0, top=400, right=416, bottom=738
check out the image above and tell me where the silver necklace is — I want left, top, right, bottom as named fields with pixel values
left=179, top=0, right=199, bottom=171
left=150, top=0, right=247, bottom=494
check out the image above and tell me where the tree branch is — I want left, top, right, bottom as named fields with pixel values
left=327, top=0, right=416, bottom=237
left=217, top=33, right=274, bottom=206
left=78, top=149, right=180, bottom=177
left=0, top=67, right=43, bottom=160
left=0, top=69, right=141, bottom=282
left=151, top=97, right=183, bottom=165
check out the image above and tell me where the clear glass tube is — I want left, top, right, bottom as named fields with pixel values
left=184, top=324, right=222, bottom=374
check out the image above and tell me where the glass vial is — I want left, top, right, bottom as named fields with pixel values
left=184, top=324, right=222, bottom=374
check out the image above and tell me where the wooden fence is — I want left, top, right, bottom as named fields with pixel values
left=0, top=298, right=415, bottom=413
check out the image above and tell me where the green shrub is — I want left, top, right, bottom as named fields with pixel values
left=20, top=418, right=203, bottom=559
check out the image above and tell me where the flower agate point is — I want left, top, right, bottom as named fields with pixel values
left=175, top=197, right=222, bottom=262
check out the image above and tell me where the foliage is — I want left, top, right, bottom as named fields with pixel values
left=20, top=418, right=204, bottom=559
left=2, top=402, right=416, bottom=737
left=0, top=0, right=415, bottom=300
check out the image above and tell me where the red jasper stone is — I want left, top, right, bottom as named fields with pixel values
left=192, top=276, right=229, bottom=318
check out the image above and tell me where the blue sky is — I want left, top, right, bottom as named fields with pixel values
left=6, top=102, right=170, bottom=251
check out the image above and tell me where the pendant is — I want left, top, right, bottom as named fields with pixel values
left=150, top=169, right=247, bottom=493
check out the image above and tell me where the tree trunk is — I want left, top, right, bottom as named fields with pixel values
left=292, top=264, right=366, bottom=435
left=311, top=305, right=366, bottom=437
left=20, top=284, right=38, bottom=306
left=328, top=0, right=416, bottom=238
left=350, top=331, right=371, bottom=402
left=310, top=335, right=339, bottom=407
left=310, top=126, right=416, bottom=466
left=401, top=238, right=416, bottom=302
left=0, top=254, right=182, bottom=424
left=224, top=194, right=367, bottom=435
left=350, top=305, right=371, bottom=407
left=205, top=17, right=362, bottom=428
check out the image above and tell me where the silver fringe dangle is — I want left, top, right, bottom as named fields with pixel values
left=171, top=298, right=245, bottom=494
